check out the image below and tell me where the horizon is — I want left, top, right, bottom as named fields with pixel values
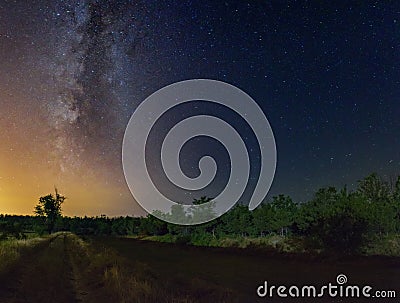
left=1, top=171, right=397, bottom=217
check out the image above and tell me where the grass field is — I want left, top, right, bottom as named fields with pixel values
left=97, top=237, right=400, bottom=302
left=0, top=236, right=49, bottom=273
left=0, top=234, right=399, bottom=302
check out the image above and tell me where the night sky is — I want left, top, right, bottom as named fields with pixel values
left=0, top=0, right=399, bottom=216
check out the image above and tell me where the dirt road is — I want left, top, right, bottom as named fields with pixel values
left=0, top=234, right=84, bottom=303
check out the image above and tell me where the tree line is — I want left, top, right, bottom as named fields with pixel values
left=1, top=173, right=399, bottom=253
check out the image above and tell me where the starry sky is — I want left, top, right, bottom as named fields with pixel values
left=0, top=0, right=399, bottom=216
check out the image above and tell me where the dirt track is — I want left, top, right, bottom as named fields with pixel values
left=0, top=234, right=83, bottom=303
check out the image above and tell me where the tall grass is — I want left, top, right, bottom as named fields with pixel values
left=142, top=233, right=305, bottom=253
left=0, top=236, right=47, bottom=273
left=68, top=234, right=235, bottom=302
left=362, top=234, right=400, bottom=256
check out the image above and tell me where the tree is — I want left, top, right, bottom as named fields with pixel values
left=357, top=173, right=390, bottom=203
left=253, top=203, right=274, bottom=236
left=357, top=174, right=396, bottom=234
left=34, top=188, right=66, bottom=234
left=190, top=196, right=216, bottom=224
left=269, top=195, right=297, bottom=236
left=0, top=221, right=26, bottom=240
left=139, top=213, right=168, bottom=236
left=219, top=204, right=253, bottom=236
left=296, top=188, right=370, bottom=253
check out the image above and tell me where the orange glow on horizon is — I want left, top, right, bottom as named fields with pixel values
left=0, top=92, right=144, bottom=217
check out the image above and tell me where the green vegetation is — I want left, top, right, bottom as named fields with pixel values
left=137, top=173, right=400, bottom=255
left=1, top=173, right=400, bottom=256
left=0, top=172, right=399, bottom=302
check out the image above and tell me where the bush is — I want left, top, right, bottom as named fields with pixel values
left=298, top=191, right=370, bottom=254
left=190, top=233, right=214, bottom=246
left=362, top=234, right=400, bottom=256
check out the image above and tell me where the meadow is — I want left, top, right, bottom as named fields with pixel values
left=0, top=233, right=399, bottom=303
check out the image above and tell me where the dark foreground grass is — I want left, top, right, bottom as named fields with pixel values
left=79, top=237, right=234, bottom=302
left=1, top=233, right=234, bottom=303
left=1, top=234, right=399, bottom=302
left=0, top=235, right=50, bottom=273
left=0, top=233, right=78, bottom=303
left=95, top=236, right=400, bottom=303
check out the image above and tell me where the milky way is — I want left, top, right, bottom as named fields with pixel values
left=1, top=1, right=400, bottom=215
left=39, top=1, right=160, bottom=175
